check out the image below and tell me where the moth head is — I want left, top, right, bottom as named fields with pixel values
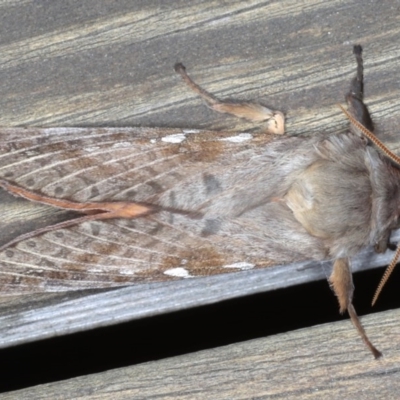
left=339, top=104, right=400, bottom=306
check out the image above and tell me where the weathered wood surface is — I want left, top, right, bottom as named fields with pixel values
left=0, top=0, right=400, bottom=364
left=3, top=308, right=400, bottom=399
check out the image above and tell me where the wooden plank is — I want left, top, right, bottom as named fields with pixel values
left=0, top=0, right=400, bottom=347
left=3, top=308, right=400, bottom=399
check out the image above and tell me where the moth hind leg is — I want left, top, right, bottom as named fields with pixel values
left=0, top=179, right=154, bottom=251
left=174, top=63, right=285, bottom=134
left=329, top=258, right=382, bottom=358
left=346, top=45, right=374, bottom=133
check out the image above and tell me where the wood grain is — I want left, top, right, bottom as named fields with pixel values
left=0, top=0, right=400, bottom=385
left=3, top=308, right=400, bottom=399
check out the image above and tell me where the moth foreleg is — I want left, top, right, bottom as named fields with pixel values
left=174, top=63, right=285, bottom=134
left=374, top=229, right=397, bottom=254
left=329, top=257, right=382, bottom=358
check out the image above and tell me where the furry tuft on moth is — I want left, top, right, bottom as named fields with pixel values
left=0, top=45, right=399, bottom=358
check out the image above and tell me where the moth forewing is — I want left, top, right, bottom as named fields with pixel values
left=0, top=127, right=301, bottom=295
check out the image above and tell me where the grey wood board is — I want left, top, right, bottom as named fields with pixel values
left=3, top=308, right=400, bottom=399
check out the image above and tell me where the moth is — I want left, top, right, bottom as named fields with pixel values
left=0, top=45, right=398, bottom=358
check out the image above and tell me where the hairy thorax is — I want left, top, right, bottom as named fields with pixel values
left=285, top=134, right=400, bottom=259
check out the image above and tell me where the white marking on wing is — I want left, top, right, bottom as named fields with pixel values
left=164, top=267, right=192, bottom=278
left=219, top=133, right=253, bottom=143
left=222, top=262, right=255, bottom=270
left=161, top=134, right=186, bottom=143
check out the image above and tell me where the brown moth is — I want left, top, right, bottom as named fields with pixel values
left=0, top=45, right=398, bottom=358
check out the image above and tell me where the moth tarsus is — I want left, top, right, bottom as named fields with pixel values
left=174, top=62, right=220, bottom=105
left=1, top=45, right=398, bottom=359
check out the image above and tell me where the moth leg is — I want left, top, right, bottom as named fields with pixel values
left=375, top=218, right=400, bottom=253
left=346, top=45, right=374, bottom=134
left=0, top=213, right=134, bottom=252
left=0, top=180, right=152, bottom=217
left=374, top=230, right=397, bottom=253
left=0, top=180, right=154, bottom=250
left=174, top=63, right=285, bottom=134
left=329, top=257, right=382, bottom=358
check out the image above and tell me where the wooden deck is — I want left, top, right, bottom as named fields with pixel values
left=1, top=0, right=400, bottom=397
left=3, top=308, right=400, bottom=399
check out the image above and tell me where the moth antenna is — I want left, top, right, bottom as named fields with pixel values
left=352, top=44, right=364, bottom=97
left=372, top=243, right=400, bottom=306
left=338, top=104, right=400, bottom=166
